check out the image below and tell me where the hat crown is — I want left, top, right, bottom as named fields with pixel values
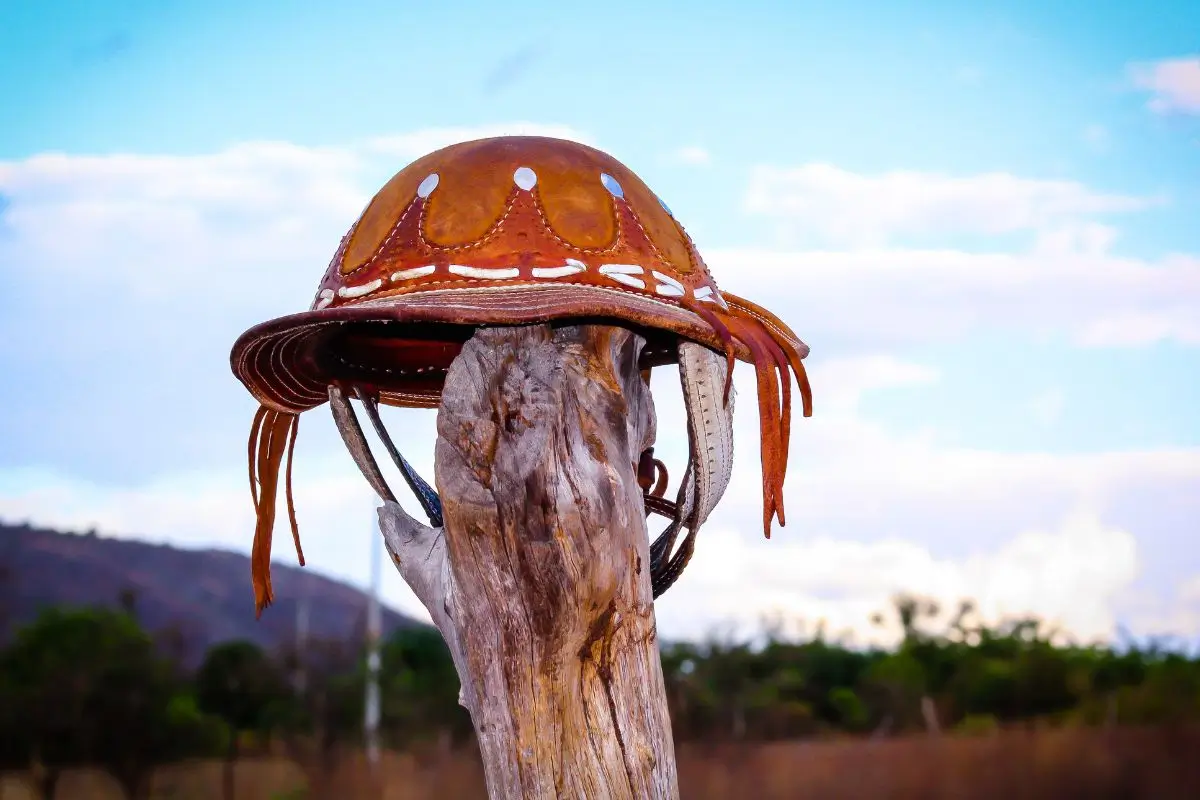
left=308, top=136, right=727, bottom=314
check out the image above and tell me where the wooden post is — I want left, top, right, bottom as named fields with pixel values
left=377, top=323, right=679, bottom=799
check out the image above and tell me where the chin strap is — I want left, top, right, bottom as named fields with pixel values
left=325, top=384, right=699, bottom=598
left=350, top=386, right=444, bottom=527
left=249, top=337, right=752, bottom=617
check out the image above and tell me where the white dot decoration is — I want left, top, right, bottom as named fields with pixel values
left=417, top=173, right=440, bottom=199
left=513, top=166, right=537, bottom=191
left=600, top=172, right=624, bottom=198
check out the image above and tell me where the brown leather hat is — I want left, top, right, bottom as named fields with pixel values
left=231, top=136, right=812, bottom=614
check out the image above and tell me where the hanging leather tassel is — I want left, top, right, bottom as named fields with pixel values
left=284, top=415, right=304, bottom=569
left=706, top=292, right=815, bottom=540
left=247, top=406, right=303, bottom=618
left=751, top=324, right=796, bottom=483
left=725, top=293, right=813, bottom=419
left=723, top=314, right=786, bottom=537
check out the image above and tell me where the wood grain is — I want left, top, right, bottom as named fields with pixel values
left=378, top=324, right=678, bottom=799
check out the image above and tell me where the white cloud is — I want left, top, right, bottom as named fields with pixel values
left=644, top=357, right=1198, bottom=644
left=807, top=356, right=939, bottom=414
left=5, top=358, right=1195, bottom=645
left=0, top=123, right=591, bottom=295
left=0, top=125, right=592, bottom=482
left=743, top=164, right=1161, bottom=245
left=670, top=145, right=711, bottom=166
left=1129, top=56, right=1200, bottom=115
left=1031, top=221, right=1119, bottom=256
left=1, top=130, right=1197, bottom=645
left=1181, top=575, right=1200, bottom=604
left=4, top=139, right=1192, bottom=366
left=656, top=511, right=1140, bottom=647
left=638, top=349, right=1198, bottom=644
left=0, top=408, right=443, bottom=625
left=0, top=143, right=364, bottom=310
left=705, top=246, right=1200, bottom=350
left=1119, top=574, right=1200, bottom=645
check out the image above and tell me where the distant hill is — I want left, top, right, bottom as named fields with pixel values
left=0, top=520, right=425, bottom=664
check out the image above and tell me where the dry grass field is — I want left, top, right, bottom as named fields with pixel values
left=2, top=725, right=1197, bottom=799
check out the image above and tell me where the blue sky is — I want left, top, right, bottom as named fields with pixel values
left=1, top=0, right=1198, bottom=644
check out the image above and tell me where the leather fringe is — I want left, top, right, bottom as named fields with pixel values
left=693, top=300, right=814, bottom=541
left=247, top=406, right=305, bottom=618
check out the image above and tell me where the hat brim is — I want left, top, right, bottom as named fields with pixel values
left=230, top=283, right=786, bottom=414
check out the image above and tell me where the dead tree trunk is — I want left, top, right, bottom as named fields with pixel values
left=377, top=324, right=679, bottom=799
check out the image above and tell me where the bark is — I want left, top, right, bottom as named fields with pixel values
left=378, top=324, right=678, bottom=799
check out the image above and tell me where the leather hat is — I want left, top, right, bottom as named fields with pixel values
left=231, top=136, right=812, bottom=614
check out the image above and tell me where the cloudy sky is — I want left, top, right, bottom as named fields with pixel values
left=1, top=0, right=1197, bottom=647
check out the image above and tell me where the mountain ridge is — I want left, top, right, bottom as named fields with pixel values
left=0, top=519, right=425, bottom=664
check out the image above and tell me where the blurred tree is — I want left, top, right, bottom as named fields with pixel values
left=0, top=607, right=223, bottom=799
left=0, top=586, right=1197, bottom=775
left=378, top=626, right=471, bottom=750
left=197, top=640, right=292, bottom=800
left=0, top=560, right=13, bottom=642
left=861, top=652, right=928, bottom=731
left=275, top=636, right=365, bottom=800
left=117, top=586, right=139, bottom=619
left=0, top=651, right=25, bottom=776
left=827, top=686, right=869, bottom=732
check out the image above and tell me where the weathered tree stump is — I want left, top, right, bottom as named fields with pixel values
left=377, top=323, right=678, bottom=799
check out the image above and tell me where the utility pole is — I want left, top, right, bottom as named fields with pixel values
left=294, top=572, right=310, bottom=695
left=364, top=508, right=383, bottom=780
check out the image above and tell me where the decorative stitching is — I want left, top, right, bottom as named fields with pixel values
left=726, top=299, right=802, bottom=350
left=261, top=331, right=316, bottom=408
left=237, top=320, right=335, bottom=409
left=333, top=172, right=687, bottom=296
left=417, top=187, right=520, bottom=254
left=617, top=197, right=674, bottom=268
left=339, top=166, right=697, bottom=286
left=331, top=350, right=450, bottom=377
left=341, top=200, right=414, bottom=278
left=529, top=184, right=623, bottom=255
left=239, top=281, right=742, bottom=410
left=329, top=215, right=363, bottom=276
left=351, top=279, right=694, bottom=312
left=273, top=330, right=324, bottom=403
left=337, top=259, right=711, bottom=304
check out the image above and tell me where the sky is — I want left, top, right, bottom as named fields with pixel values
left=1, top=0, right=1198, bottom=647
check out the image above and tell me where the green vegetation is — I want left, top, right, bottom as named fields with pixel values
left=0, top=592, right=1196, bottom=799
left=661, top=595, right=1200, bottom=741
left=0, top=606, right=224, bottom=799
